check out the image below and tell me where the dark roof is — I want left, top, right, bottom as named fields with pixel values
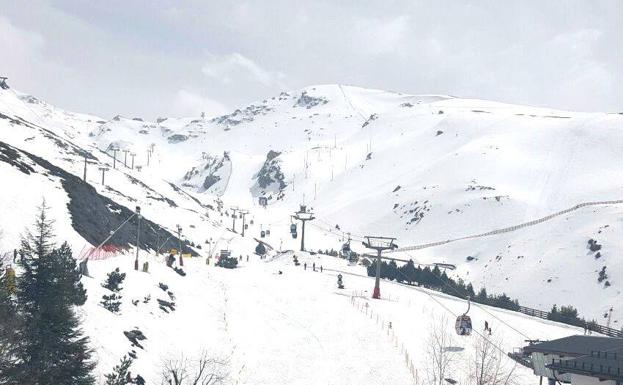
left=524, top=335, right=623, bottom=356
left=547, top=348, right=623, bottom=381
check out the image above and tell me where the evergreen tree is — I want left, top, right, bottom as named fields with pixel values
left=216, top=256, right=239, bottom=269
left=8, top=203, right=95, bottom=385
left=475, top=287, right=488, bottom=304
left=102, top=268, right=126, bottom=292
left=386, top=260, right=398, bottom=281
left=104, top=356, right=133, bottom=385
left=465, top=283, right=476, bottom=298
left=101, top=293, right=123, bottom=313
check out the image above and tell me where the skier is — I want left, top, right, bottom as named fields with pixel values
left=304, top=262, right=307, bottom=270
left=484, top=320, right=489, bottom=332
left=246, top=255, right=249, bottom=262
left=313, top=262, right=316, bottom=272
left=320, top=265, right=323, bottom=273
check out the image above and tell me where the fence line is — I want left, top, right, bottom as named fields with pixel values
left=390, top=199, right=623, bottom=253
left=341, top=267, right=622, bottom=339
left=350, top=293, right=420, bottom=384
left=516, top=306, right=622, bottom=338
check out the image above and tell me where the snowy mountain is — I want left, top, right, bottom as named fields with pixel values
left=1, top=82, right=621, bottom=383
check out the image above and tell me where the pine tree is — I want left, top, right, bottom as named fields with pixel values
left=8, top=202, right=95, bottom=385
left=101, top=293, right=123, bottom=313
left=104, top=356, right=133, bottom=385
left=102, top=268, right=126, bottom=292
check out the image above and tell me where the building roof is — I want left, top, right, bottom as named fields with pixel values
left=547, top=348, right=623, bottom=381
left=524, top=335, right=623, bottom=356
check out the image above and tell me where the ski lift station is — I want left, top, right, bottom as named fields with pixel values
left=518, top=335, right=623, bottom=385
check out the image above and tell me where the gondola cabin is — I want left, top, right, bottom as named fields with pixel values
left=455, top=315, right=472, bottom=336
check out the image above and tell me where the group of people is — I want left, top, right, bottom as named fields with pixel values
left=302, top=261, right=323, bottom=272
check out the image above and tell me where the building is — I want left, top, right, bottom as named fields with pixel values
left=519, top=335, right=623, bottom=385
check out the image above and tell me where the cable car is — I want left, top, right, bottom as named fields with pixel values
left=244, top=224, right=249, bottom=230
left=250, top=219, right=254, bottom=225
left=292, top=231, right=298, bottom=239
left=290, top=223, right=297, bottom=234
left=341, top=242, right=351, bottom=255
left=266, top=229, right=271, bottom=236
left=455, top=297, right=472, bottom=336
left=260, top=230, right=266, bottom=238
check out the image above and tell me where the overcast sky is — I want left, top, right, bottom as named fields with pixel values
left=1, top=1, right=622, bottom=119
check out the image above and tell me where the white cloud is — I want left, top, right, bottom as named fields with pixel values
left=0, top=16, right=44, bottom=75
left=171, top=89, right=229, bottom=118
left=351, top=15, right=412, bottom=56
left=202, top=53, right=286, bottom=88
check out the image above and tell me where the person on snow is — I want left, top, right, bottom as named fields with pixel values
left=304, top=262, right=307, bottom=270
left=246, top=255, right=249, bottom=262
left=312, top=262, right=316, bottom=271
left=484, top=320, right=489, bottom=332
left=320, top=265, right=323, bottom=273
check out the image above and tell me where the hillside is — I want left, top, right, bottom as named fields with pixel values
left=1, top=82, right=622, bottom=382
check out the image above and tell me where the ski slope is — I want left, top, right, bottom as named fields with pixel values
left=81, top=251, right=582, bottom=384
left=0, top=82, right=622, bottom=382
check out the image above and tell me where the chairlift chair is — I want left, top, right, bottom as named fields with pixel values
left=260, top=230, right=266, bottom=238
left=455, top=297, right=472, bottom=336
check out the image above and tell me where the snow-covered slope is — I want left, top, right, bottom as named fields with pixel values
left=1, top=82, right=621, bottom=382
left=82, top=84, right=623, bottom=324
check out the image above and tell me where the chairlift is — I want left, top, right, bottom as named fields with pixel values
left=261, top=230, right=266, bottom=238
left=455, top=297, right=472, bottom=336
left=266, top=229, right=271, bottom=236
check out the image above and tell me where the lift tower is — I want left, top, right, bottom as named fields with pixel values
left=293, top=205, right=315, bottom=251
left=362, top=236, right=397, bottom=299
